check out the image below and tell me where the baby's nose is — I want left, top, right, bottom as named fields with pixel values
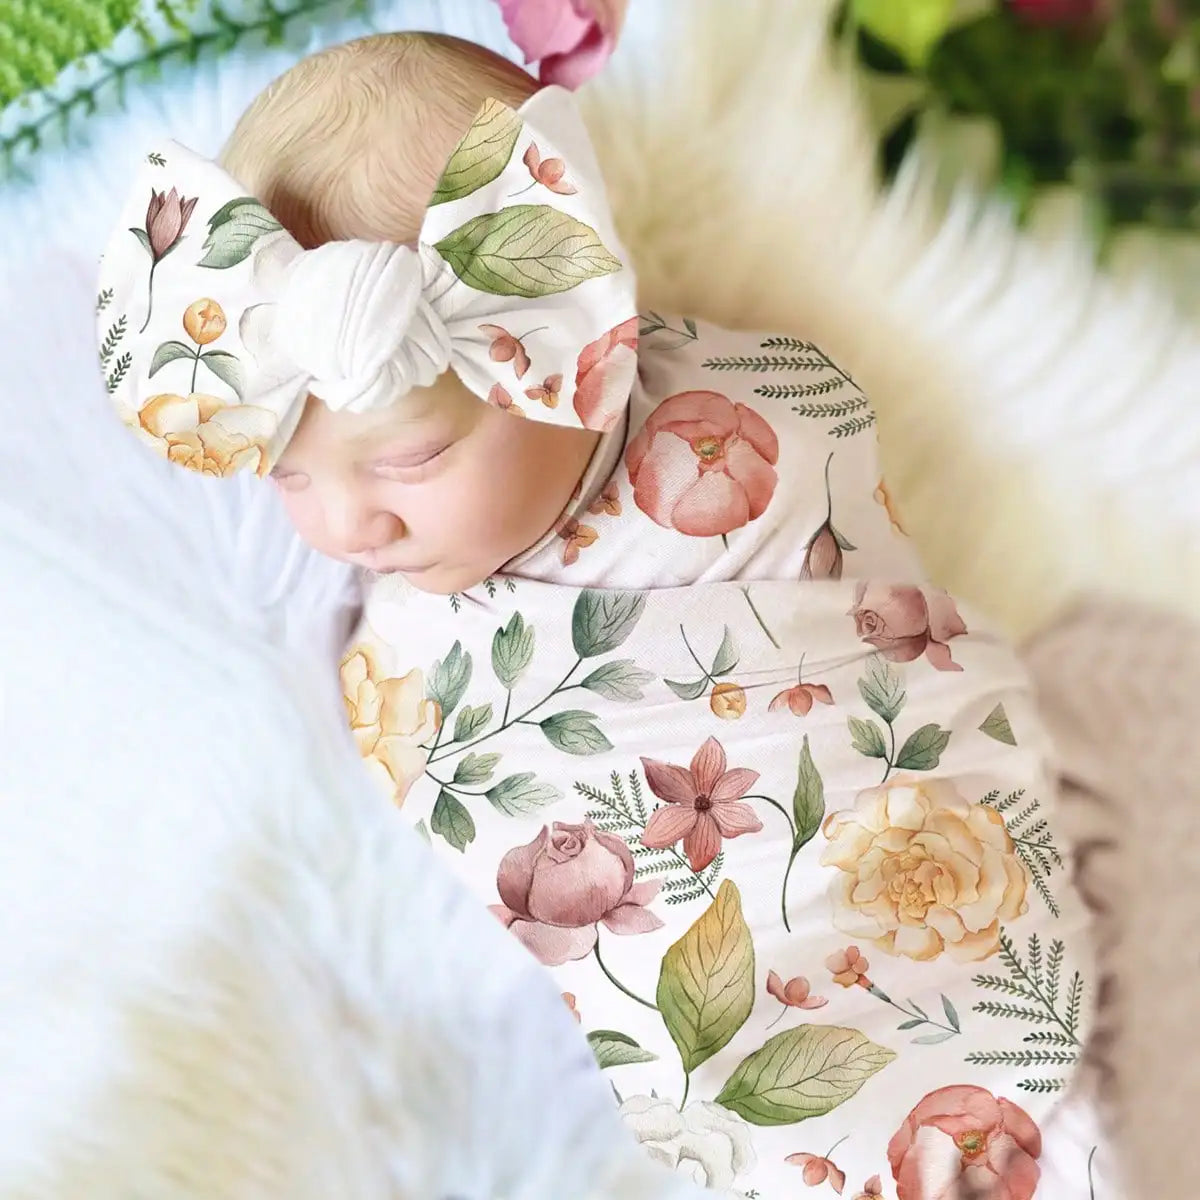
left=327, top=500, right=402, bottom=555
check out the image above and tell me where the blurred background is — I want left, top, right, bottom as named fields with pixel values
left=844, top=0, right=1200, bottom=314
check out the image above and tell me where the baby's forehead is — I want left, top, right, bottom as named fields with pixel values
left=283, top=383, right=462, bottom=458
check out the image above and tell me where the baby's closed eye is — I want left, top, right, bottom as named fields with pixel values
left=270, top=468, right=309, bottom=492
left=370, top=442, right=452, bottom=480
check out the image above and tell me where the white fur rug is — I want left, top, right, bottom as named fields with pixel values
left=2, top=0, right=1197, bottom=1195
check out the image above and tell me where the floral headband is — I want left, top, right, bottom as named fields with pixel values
left=96, top=85, right=639, bottom=479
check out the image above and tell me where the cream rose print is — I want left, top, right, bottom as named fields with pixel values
left=340, top=648, right=441, bottom=806
left=821, top=776, right=1029, bottom=963
left=620, top=1095, right=756, bottom=1191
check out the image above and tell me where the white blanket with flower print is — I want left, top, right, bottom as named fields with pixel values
left=346, top=318, right=1099, bottom=1199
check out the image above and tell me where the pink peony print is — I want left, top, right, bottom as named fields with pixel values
left=626, top=391, right=780, bottom=537
left=490, top=820, right=663, bottom=966
left=888, top=1085, right=1042, bottom=1200
left=640, top=737, right=763, bottom=872
left=495, top=0, right=628, bottom=88
left=574, top=317, right=639, bottom=432
left=848, top=582, right=968, bottom=672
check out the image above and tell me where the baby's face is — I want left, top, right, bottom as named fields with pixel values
left=269, top=374, right=599, bottom=594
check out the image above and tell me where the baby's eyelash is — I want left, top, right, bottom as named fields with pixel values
left=373, top=444, right=450, bottom=473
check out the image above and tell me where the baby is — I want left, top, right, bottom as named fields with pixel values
left=98, top=31, right=1101, bottom=1200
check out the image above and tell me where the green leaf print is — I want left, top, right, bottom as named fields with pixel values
left=487, top=772, right=563, bottom=816
left=540, top=710, right=613, bottom=756
left=858, top=655, right=906, bottom=725
left=572, top=590, right=647, bottom=658
left=431, top=789, right=476, bottom=852
left=428, top=642, right=472, bottom=718
left=454, top=703, right=493, bottom=744
left=198, top=197, right=283, bottom=269
left=199, top=350, right=244, bottom=398
left=453, top=752, right=501, bottom=786
left=715, top=1026, right=896, bottom=1126
left=711, top=626, right=739, bottom=676
left=429, top=98, right=523, bottom=205
left=435, top=206, right=622, bottom=299
left=791, top=736, right=825, bottom=851
left=414, top=819, right=431, bottom=845
left=980, top=703, right=1018, bottom=746
left=665, top=678, right=707, bottom=702
left=848, top=716, right=888, bottom=759
left=492, top=612, right=536, bottom=690
left=894, top=724, right=951, bottom=771
left=657, top=880, right=755, bottom=1075
left=148, top=340, right=193, bottom=376
left=580, top=660, right=654, bottom=702
left=587, top=1030, right=660, bottom=1070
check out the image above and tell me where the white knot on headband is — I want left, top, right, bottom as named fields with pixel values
left=95, top=86, right=639, bottom=478
left=240, top=239, right=456, bottom=415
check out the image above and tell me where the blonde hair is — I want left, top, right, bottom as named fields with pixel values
left=219, top=33, right=537, bottom=247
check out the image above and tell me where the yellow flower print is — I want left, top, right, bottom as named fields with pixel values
left=183, top=297, right=227, bottom=346
left=820, top=777, right=1028, bottom=962
left=136, top=393, right=276, bottom=477
left=709, top=681, right=747, bottom=719
left=341, top=646, right=442, bottom=806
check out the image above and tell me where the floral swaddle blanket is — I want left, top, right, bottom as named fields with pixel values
left=343, top=322, right=1097, bottom=1199
left=91, top=70, right=1097, bottom=1197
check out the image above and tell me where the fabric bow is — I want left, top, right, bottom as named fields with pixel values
left=96, top=85, right=639, bottom=479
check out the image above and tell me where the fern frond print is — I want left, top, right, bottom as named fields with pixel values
left=985, top=789, right=1064, bottom=916
left=967, top=932, right=1084, bottom=1094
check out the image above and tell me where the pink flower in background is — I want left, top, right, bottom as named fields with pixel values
left=640, top=737, right=763, bottom=872
left=888, top=1085, right=1042, bottom=1200
left=490, top=821, right=663, bottom=966
left=496, top=0, right=629, bottom=88
left=626, top=391, right=780, bottom=537
left=574, top=317, right=638, bottom=431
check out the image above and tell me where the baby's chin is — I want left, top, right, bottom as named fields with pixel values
left=370, top=561, right=497, bottom=596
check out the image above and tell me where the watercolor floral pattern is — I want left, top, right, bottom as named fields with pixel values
left=337, top=315, right=1093, bottom=1195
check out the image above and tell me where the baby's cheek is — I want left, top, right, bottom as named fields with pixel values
left=274, top=486, right=329, bottom=549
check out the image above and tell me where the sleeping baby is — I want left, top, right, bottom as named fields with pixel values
left=97, top=31, right=1101, bottom=1200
